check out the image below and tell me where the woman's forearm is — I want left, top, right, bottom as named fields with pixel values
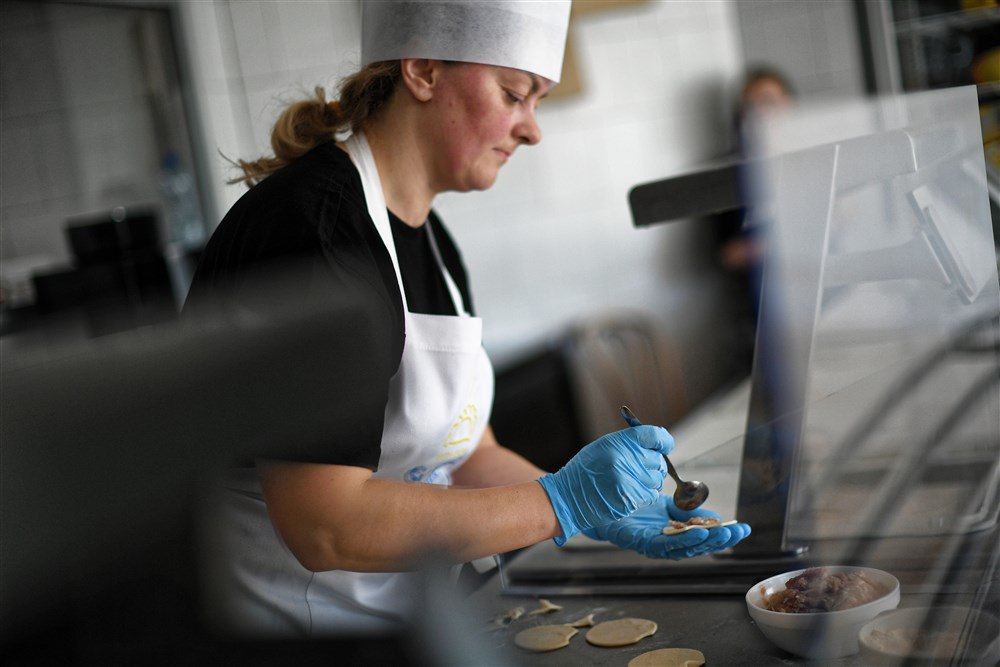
left=259, top=461, right=560, bottom=573
left=450, top=425, right=549, bottom=488
left=346, top=478, right=558, bottom=571
left=451, top=443, right=548, bottom=487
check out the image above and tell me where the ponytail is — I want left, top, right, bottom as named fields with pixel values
left=229, top=61, right=402, bottom=187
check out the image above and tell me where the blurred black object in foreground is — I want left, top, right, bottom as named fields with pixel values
left=0, top=280, right=467, bottom=663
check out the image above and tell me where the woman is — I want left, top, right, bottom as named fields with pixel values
left=186, top=0, right=750, bottom=636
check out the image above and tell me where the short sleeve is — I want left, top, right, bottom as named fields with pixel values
left=183, top=143, right=403, bottom=469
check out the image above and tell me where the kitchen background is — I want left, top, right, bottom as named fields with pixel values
left=1, top=0, right=996, bottom=418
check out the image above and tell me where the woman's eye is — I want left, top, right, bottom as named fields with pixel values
left=505, top=90, right=525, bottom=104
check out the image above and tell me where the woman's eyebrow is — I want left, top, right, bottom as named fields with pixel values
left=529, top=74, right=550, bottom=99
left=504, top=71, right=549, bottom=99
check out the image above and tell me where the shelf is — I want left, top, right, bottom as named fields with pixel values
left=894, top=6, right=1000, bottom=35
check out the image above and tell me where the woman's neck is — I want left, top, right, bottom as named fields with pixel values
left=364, top=114, right=435, bottom=228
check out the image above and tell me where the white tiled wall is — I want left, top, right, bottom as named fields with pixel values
left=734, top=0, right=866, bottom=99
left=181, top=0, right=747, bottom=399
left=180, top=0, right=363, bottom=216
left=0, top=2, right=162, bottom=265
left=0, top=0, right=873, bottom=400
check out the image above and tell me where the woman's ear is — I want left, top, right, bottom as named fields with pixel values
left=400, top=58, right=439, bottom=102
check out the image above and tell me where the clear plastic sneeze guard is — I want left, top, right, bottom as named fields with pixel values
left=496, top=87, right=997, bottom=606
left=738, top=85, right=1000, bottom=551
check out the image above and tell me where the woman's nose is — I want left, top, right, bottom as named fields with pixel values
left=517, top=111, right=542, bottom=146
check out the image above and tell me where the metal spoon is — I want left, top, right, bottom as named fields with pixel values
left=619, top=405, right=709, bottom=511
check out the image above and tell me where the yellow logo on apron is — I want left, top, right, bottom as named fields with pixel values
left=443, top=403, right=478, bottom=447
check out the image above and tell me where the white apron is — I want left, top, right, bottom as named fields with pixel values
left=206, top=132, right=494, bottom=637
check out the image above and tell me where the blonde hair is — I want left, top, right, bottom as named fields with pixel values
left=230, top=61, right=402, bottom=187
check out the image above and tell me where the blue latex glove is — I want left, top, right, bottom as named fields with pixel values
left=537, top=426, right=671, bottom=546
left=582, top=494, right=752, bottom=559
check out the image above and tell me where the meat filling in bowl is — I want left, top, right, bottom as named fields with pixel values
left=761, top=567, right=891, bottom=613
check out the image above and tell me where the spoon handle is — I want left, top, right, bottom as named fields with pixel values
left=619, top=406, right=682, bottom=483
left=619, top=405, right=642, bottom=428
left=663, top=456, right=684, bottom=486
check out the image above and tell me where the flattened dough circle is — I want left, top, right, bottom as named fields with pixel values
left=628, top=647, right=706, bottom=667
left=585, top=617, right=657, bottom=647
left=513, top=624, right=578, bottom=652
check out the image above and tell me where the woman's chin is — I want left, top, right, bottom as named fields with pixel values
left=450, top=174, right=500, bottom=193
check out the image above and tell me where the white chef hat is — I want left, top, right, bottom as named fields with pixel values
left=361, top=0, right=572, bottom=84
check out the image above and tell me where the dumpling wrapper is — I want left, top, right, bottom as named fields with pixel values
left=528, top=598, right=562, bottom=615
left=569, top=613, right=596, bottom=627
left=513, top=624, right=578, bottom=652
left=628, top=647, right=706, bottom=667
left=662, top=519, right=737, bottom=536
left=585, top=618, right=657, bottom=647
left=489, top=606, right=524, bottom=628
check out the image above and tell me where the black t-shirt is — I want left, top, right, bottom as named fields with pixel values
left=183, top=141, right=474, bottom=469
left=388, top=209, right=472, bottom=317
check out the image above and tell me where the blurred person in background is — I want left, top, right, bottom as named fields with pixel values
left=710, top=66, right=796, bottom=380
left=718, top=66, right=795, bottom=276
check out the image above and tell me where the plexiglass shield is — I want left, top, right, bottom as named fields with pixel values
left=733, top=85, right=1000, bottom=556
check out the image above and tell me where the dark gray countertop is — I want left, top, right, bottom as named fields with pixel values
left=469, top=575, right=843, bottom=666
left=461, top=526, right=999, bottom=666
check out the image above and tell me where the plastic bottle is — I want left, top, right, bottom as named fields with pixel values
left=159, top=151, right=205, bottom=251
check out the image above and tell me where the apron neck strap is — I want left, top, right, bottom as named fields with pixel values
left=343, top=131, right=469, bottom=318
left=425, top=220, right=469, bottom=317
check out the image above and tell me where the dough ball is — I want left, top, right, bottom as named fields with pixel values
left=585, top=617, right=658, bottom=647
left=513, top=624, right=578, bottom=652
left=628, top=647, right=706, bottom=666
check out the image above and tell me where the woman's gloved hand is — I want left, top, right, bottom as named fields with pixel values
left=582, top=494, right=752, bottom=559
left=537, top=426, right=671, bottom=545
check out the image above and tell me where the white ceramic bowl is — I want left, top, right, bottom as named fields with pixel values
left=859, top=606, right=1000, bottom=665
left=745, top=566, right=901, bottom=660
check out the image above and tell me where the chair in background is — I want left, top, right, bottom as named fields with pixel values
left=562, top=311, right=689, bottom=442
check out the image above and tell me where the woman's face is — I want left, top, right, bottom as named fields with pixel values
left=742, top=77, right=793, bottom=116
left=427, top=63, right=549, bottom=193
